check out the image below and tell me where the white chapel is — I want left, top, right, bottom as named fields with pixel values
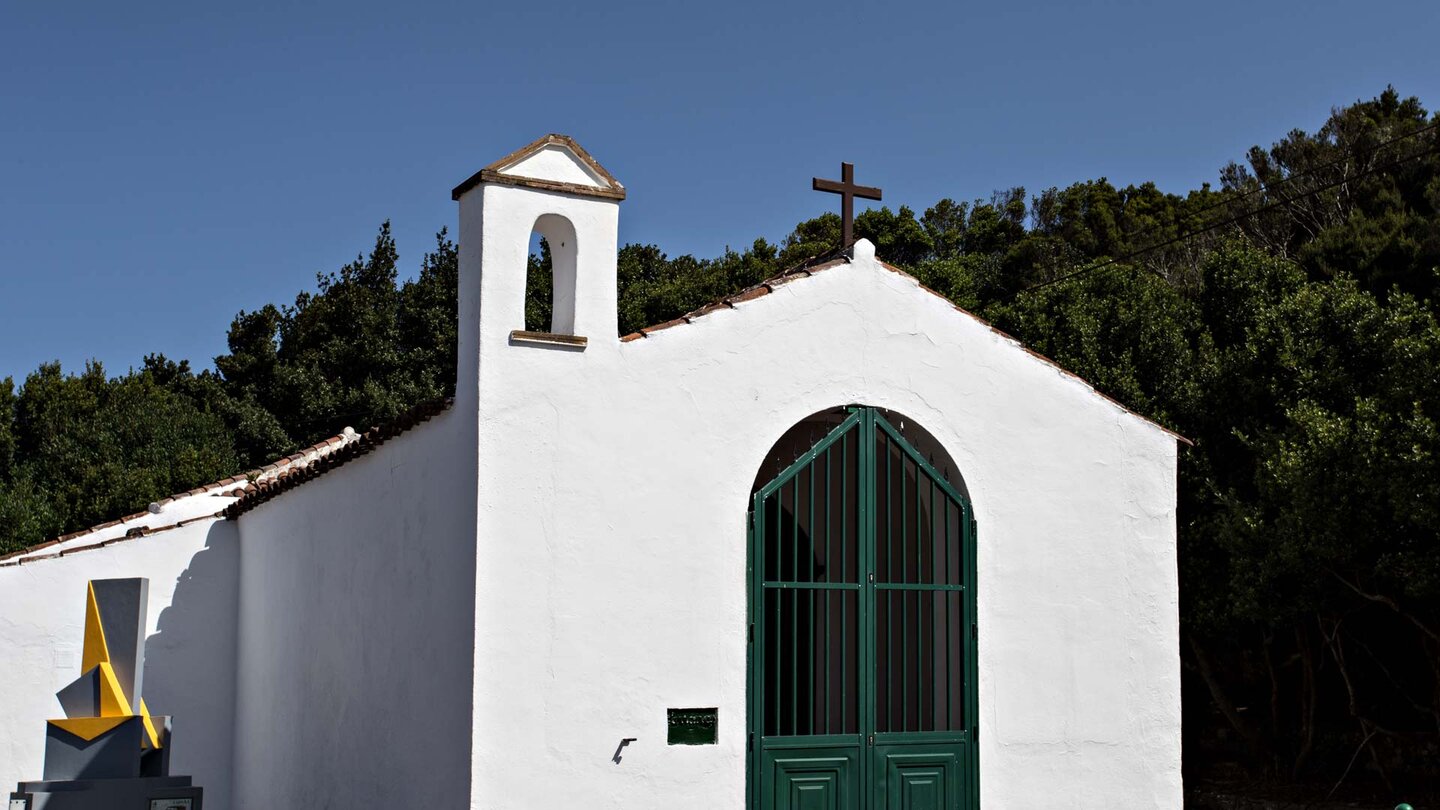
left=0, top=135, right=1184, bottom=809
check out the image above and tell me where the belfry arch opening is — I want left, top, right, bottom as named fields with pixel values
left=747, top=406, right=979, bottom=810
left=523, top=213, right=578, bottom=335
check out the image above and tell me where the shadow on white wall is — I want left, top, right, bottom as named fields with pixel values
left=143, top=521, right=239, bottom=810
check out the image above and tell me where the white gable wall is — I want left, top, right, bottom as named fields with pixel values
left=0, top=140, right=1180, bottom=809
left=464, top=231, right=1182, bottom=807
left=501, top=144, right=610, bottom=189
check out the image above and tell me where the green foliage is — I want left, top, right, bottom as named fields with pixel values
left=1, top=85, right=1438, bottom=791
left=213, top=222, right=458, bottom=457
left=525, top=241, right=553, bottom=333
left=1223, top=86, right=1440, bottom=299
left=0, top=361, right=238, bottom=550
left=1216, top=271, right=1440, bottom=611
left=0, top=377, right=16, bottom=481
left=988, top=262, right=1201, bottom=425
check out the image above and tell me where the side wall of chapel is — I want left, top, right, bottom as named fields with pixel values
left=0, top=405, right=479, bottom=810
left=231, top=405, right=477, bottom=809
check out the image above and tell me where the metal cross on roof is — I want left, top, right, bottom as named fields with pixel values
left=812, top=162, right=883, bottom=249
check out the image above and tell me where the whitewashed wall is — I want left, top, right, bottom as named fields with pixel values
left=462, top=165, right=1181, bottom=809
left=232, top=407, right=476, bottom=809
left=1, top=142, right=1180, bottom=810
left=0, top=409, right=475, bottom=810
left=0, top=519, right=239, bottom=808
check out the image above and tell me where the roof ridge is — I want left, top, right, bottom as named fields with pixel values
left=621, top=249, right=850, bottom=343
left=1, top=249, right=1190, bottom=562
left=0, top=513, right=227, bottom=567
left=0, top=397, right=453, bottom=565
left=222, top=397, right=451, bottom=519
left=619, top=250, right=1191, bottom=445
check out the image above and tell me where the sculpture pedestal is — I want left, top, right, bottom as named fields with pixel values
left=10, top=776, right=202, bottom=810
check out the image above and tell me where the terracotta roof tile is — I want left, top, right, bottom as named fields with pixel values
left=0, top=396, right=454, bottom=563
left=728, top=286, right=770, bottom=304
left=619, top=252, right=847, bottom=343
left=689, top=301, right=731, bottom=319
left=1, top=246, right=1189, bottom=561
left=222, top=397, right=450, bottom=519
left=619, top=249, right=1190, bottom=444
left=11, top=552, right=60, bottom=565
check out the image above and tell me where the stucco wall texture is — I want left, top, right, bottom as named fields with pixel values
left=463, top=199, right=1182, bottom=807
left=0, top=139, right=1180, bottom=809
left=0, top=409, right=477, bottom=810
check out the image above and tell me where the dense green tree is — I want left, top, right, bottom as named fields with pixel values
left=213, top=223, right=458, bottom=455
left=988, top=259, right=1202, bottom=426
left=1223, top=86, right=1440, bottom=300
left=2, top=86, right=1438, bottom=796
left=0, top=377, right=16, bottom=482
left=0, top=362, right=239, bottom=551
left=1171, top=244, right=1440, bottom=785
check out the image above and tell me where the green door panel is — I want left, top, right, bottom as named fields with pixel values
left=762, top=746, right=861, bottom=810
left=874, top=744, right=963, bottom=810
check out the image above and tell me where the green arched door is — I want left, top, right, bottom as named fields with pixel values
left=748, top=407, right=978, bottom=810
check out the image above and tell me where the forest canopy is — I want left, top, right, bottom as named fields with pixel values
left=2, top=88, right=1437, bottom=794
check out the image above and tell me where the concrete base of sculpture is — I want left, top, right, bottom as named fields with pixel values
left=11, top=776, right=202, bottom=810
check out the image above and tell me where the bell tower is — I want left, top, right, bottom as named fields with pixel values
left=451, top=134, right=624, bottom=405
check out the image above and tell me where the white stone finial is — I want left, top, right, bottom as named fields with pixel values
left=851, top=238, right=876, bottom=262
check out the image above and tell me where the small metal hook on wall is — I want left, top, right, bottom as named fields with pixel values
left=612, top=737, right=637, bottom=764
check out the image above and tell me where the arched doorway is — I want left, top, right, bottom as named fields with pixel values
left=748, top=406, right=978, bottom=810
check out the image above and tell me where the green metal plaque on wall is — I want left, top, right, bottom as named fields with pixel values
left=667, top=708, right=718, bottom=745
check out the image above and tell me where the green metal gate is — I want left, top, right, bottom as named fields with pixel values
left=748, top=407, right=978, bottom=810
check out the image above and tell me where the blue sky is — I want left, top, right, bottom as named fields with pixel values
left=2, top=0, right=1437, bottom=383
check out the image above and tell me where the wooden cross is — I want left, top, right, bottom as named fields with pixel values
left=812, top=162, right=882, bottom=248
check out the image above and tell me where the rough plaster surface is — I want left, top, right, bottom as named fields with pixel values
left=0, top=140, right=1180, bottom=809
left=232, top=407, right=476, bottom=809
left=502, top=144, right=609, bottom=188
left=459, top=169, right=1182, bottom=808
left=0, top=414, right=474, bottom=809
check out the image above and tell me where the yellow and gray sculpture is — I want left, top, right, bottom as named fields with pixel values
left=10, top=578, right=203, bottom=810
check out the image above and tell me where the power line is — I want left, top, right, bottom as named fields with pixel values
left=1017, top=138, right=1440, bottom=296
left=1119, top=119, right=1440, bottom=237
